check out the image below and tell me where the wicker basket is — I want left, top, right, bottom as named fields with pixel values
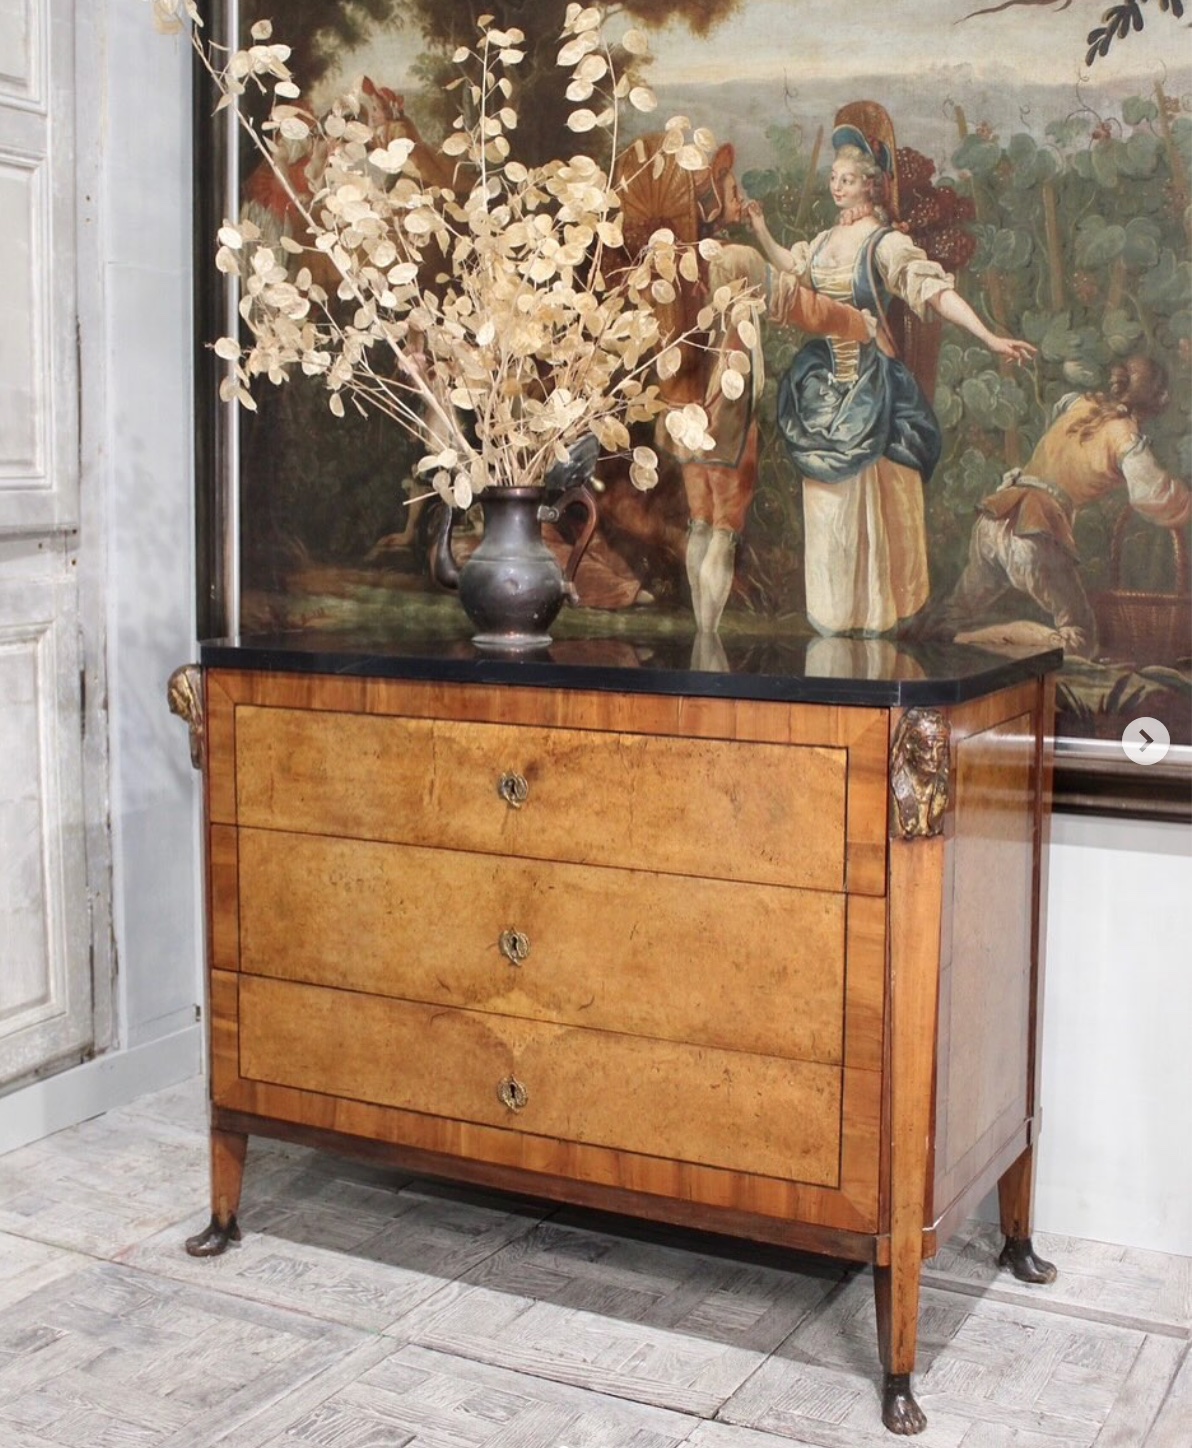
left=1093, top=508, right=1190, bottom=664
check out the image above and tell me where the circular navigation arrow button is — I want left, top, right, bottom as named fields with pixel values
left=1121, top=716, right=1171, bottom=766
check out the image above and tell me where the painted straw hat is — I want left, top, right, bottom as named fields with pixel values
left=832, top=100, right=900, bottom=219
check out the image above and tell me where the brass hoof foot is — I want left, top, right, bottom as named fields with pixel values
left=998, top=1234, right=1057, bottom=1284
left=185, top=1214, right=241, bottom=1257
left=881, top=1373, right=927, bottom=1435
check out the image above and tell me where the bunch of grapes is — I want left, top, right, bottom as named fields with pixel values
left=896, top=145, right=977, bottom=273
left=1072, top=270, right=1101, bottom=305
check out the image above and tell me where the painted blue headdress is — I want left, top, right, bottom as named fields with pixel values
left=831, top=101, right=900, bottom=218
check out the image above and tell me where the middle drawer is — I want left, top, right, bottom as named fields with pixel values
left=237, top=828, right=847, bottom=1065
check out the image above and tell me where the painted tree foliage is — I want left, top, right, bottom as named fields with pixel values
left=241, top=0, right=744, bottom=163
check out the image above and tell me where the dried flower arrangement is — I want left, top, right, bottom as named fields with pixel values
left=150, top=0, right=764, bottom=511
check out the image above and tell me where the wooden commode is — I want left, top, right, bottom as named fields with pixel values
left=169, top=631, right=1061, bottom=1435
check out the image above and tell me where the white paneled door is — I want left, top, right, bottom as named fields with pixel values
left=0, top=561, right=93, bottom=1086
left=0, top=0, right=101, bottom=1090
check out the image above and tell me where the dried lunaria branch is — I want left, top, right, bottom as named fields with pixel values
left=148, top=0, right=764, bottom=506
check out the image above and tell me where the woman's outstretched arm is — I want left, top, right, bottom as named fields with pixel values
left=929, top=287, right=1037, bottom=366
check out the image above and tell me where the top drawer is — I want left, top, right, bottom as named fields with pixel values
left=232, top=706, right=849, bottom=892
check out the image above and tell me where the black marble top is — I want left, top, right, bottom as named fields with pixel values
left=200, top=626, right=1062, bottom=708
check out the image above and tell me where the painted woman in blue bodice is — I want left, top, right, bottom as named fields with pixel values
left=747, top=139, right=1035, bottom=636
left=777, top=221, right=943, bottom=490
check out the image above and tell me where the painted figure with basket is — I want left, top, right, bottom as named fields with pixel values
left=746, top=101, right=1036, bottom=638
left=931, top=354, right=1191, bottom=658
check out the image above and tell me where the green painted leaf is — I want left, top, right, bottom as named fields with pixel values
left=966, top=223, right=997, bottom=273
left=1047, top=116, right=1090, bottom=148
left=1075, top=218, right=1126, bottom=268
left=959, top=374, right=998, bottom=425
left=952, top=135, right=1002, bottom=178
left=933, top=382, right=963, bottom=431
left=1039, top=312, right=1081, bottom=362
left=961, top=447, right=1004, bottom=494
left=1118, top=132, right=1161, bottom=179
left=1139, top=249, right=1192, bottom=312
left=741, top=167, right=779, bottom=199
left=991, top=227, right=1033, bottom=271
left=1072, top=325, right=1111, bottom=368
left=1032, top=149, right=1060, bottom=185
left=1123, top=216, right=1162, bottom=269
left=1020, top=309, right=1053, bottom=346
left=990, top=374, right=1029, bottom=429
left=1063, top=359, right=1100, bottom=388
left=1121, top=96, right=1159, bottom=127
left=941, top=447, right=1004, bottom=512
left=1102, top=307, right=1145, bottom=354
left=1006, top=135, right=1058, bottom=190
left=1090, top=141, right=1120, bottom=189
left=936, top=342, right=965, bottom=387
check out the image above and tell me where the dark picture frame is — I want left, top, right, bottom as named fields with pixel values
left=190, top=0, right=1192, bottom=821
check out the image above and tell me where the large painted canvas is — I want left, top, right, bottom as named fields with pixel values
left=195, top=0, right=1192, bottom=797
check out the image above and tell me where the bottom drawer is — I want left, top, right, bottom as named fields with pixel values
left=238, top=975, right=844, bottom=1188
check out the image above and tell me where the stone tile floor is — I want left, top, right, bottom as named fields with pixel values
left=0, top=1076, right=1187, bottom=1446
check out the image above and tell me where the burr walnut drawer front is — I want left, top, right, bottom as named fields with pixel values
left=234, top=829, right=848, bottom=1064
left=231, top=706, right=849, bottom=892
left=237, top=974, right=845, bottom=1187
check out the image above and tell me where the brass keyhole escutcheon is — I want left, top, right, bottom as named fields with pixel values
left=498, top=772, right=529, bottom=808
left=497, top=1076, right=528, bottom=1112
left=498, top=929, right=531, bottom=965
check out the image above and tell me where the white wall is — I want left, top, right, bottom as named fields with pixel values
left=0, top=0, right=201, bottom=1151
left=94, top=0, right=203, bottom=1054
left=1032, top=811, right=1192, bottom=1256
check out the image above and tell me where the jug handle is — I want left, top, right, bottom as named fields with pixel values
left=429, top=499, right=460, bottom=592
left=540, top=484, right=598, bottom=604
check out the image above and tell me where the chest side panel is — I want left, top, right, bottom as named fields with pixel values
left=932, top=682, right=1045, bottom=1224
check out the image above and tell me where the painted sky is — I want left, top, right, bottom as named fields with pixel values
left=637, top=0, right=1188, bottom=86
left=323, top=0, right=1191, bottom=98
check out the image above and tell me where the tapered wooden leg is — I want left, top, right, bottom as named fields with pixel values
left=877, top=823, right=946, bottom=1435
left=874, top=1261, right=927, bottom=1434
left=185, top=1128, right=247, bottom=1257
left=997, top=1143, right=1057, bottom=1284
